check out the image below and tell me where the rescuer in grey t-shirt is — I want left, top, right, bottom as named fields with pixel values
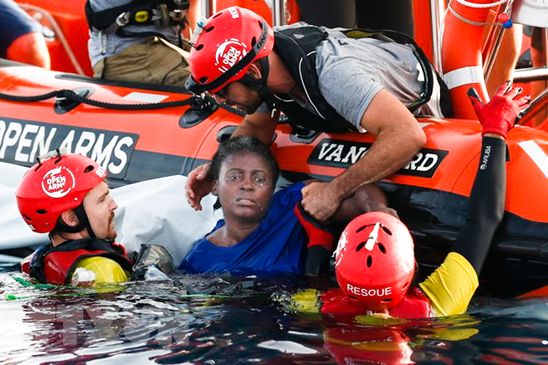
left=256, top=24, right=444, bottom=130
left=184, top=9, right=446, bottom=225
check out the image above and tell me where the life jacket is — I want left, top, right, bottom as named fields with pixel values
left=85, top=0, right=189, bottom=37
left=21, top=239, right=133, bottom=286
left=320, top=287, right=432, bottom=319
left=271, top=26, right=450, bottom=133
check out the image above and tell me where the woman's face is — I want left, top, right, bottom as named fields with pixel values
left=213, top=152, right=275, bottom=223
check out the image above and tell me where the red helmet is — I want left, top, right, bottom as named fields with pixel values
left=334, top=212, right=415, bottom=311
left=16, top=152, right=107, bottom=233
left=185, top=6, right=275, bottom=94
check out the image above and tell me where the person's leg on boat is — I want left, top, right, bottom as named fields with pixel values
left=0, top=0, right=50, bottom=68
left=486, top=24, right=523, bottom=97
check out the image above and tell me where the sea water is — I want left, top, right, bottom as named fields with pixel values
left=0, top=263, right=547, bottom=364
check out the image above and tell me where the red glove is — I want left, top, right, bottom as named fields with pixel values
left=468, top=81, right=531, bottom=139
left=295, top=202, right=337, bottom=275
left=294, top=202, right=335, bottom=251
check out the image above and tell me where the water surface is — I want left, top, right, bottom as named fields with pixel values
left=1, top=264, right=547, bottom=364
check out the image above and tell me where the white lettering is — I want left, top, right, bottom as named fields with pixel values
left=29, top=126, right=57, bottom=162
left=318, top=143, right=338, bottom=160
left=325, top=144, right=344, bottom=162
left=222, top=47, right=242, bottom=67
left=404, top=152, right=439, bottom=172
left=59, top=130, right=75, bottom=153
left=405, top=152, right=422, bottom=170
left=417, top=153, right=438, bottom=171
left=74, top=131, right=96, bottom=156
left=346, top=283, right=392, bottom=297
left=108, top=136, right=134, bottom=174
left=91, top=134, right=118, bottom=170
left=0, top=121, right=135, bottom=174
left=47, top=175, right=66, bottom=190
left=0, top=120, right=6, bottom=151
left=341, top=146, right=367, bottom=164
left=480, top=145, right=491, bottom=170
left=15, top=124, right=39, bottom=162
left=0, top=122, right=22, bottom=158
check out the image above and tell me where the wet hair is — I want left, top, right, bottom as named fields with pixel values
left=207, top=136, right=279, bottom=186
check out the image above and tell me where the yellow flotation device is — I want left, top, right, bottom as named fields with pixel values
left=72, top=256, right=130, bottom=286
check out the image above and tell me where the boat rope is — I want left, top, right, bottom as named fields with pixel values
left=455, top=0, right=509, bottom=9
left=448, top=4, right=498, bottom=26
left=0, top=88, right=247, bottom=116
left=0, top=88, right=202, bottom=110
left=448, top=0, right=514, bottom=27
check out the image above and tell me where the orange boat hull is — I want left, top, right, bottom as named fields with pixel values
left=0, top=62, right=546, bottom=296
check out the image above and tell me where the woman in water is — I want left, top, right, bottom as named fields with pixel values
left=179, top=135, right=393, bottom=276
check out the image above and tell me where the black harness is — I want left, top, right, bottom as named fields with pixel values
left=270, top=26, right=451, bottom=133
left=85, top=0, right=188, bottom=38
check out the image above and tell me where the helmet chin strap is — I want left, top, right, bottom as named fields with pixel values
left=56, top=203, right=97, bottom=239
left=240, top=57, right=273, bottom=102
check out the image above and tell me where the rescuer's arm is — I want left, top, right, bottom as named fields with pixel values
left=419, top=82, right=531, bottom=316
left=232, top=111, right=279, bottom=145
left=301, top=90, right=426, bottom=221
left=186, top=163, right=214, bottom=211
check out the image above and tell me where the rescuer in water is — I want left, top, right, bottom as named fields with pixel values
left=17, top=152, right=132, bottom=286
left=286, top=82, right=530, bottom=318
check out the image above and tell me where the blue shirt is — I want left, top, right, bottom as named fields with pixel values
left=0, top=0, right=42, bottom=58
left=179, top=182, right=307, bottom=276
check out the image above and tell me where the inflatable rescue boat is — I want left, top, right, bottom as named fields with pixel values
left=0, top=60, right=546, bottom=296
left=1, top=0, right=546, bottom=297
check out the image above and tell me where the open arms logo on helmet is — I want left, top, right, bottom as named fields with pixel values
left=215, top=39, right=248, bottom=73
left=188, top=20, right=270, bottom=93
left=185, top=7, right=274, bottom=95
left=17, top=153, right=108, bottom=233
left=41, top=166, right=76, bottom=199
